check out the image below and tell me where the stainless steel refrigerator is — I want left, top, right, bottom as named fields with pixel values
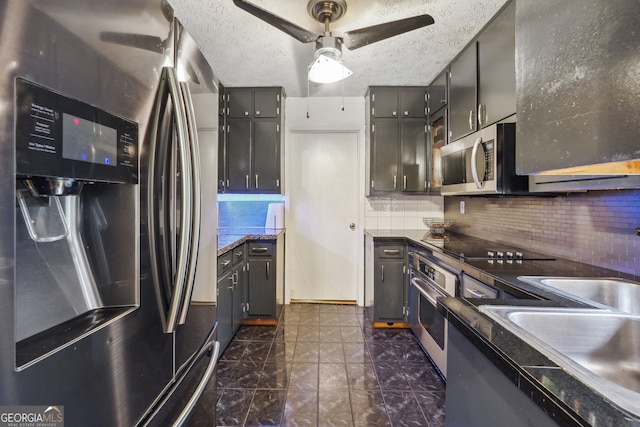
left=0, top=1, right=220, bottom=425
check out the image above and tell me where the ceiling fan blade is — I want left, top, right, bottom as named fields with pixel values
left=233, top=0, right=317, bottom=44
left=343, top=14, right=435, bottom=50
left=99, top=32, right=164, bottom=53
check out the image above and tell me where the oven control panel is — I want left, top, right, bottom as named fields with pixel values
left=418, top=260, right=447, bottom=289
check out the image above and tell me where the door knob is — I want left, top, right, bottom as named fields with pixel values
left=349, top=223, right=356, bottom=230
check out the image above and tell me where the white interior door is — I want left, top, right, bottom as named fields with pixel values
left=287, top=131, right=359, bottom=302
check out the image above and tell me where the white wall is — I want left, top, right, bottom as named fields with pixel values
left=191, top=92, right=218, bottom=303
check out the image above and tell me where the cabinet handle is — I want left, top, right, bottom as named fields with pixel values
left=255, top=174, right=259, bottom=188
left=440, top=98, right=446, bottom=104
left=244, top=111, right=249, bottom=116
left=252, top=247, right=268, bottom=253
left=255, top=110, right=260, bottom=116
left=478, top=104, right=487, bottom=127
left=266, top=261, right=270, bottom=279
left=467, top=288, right=487, bottom=298
left=403, top=175, right=407, bottom=190
left=392, top=111, right=397, bottom=117
left=393, top=175, right=397, bottom=190
left=383, top=249, right=400, bottom=255
left=468, top=110, right=475, bottom=130
left=228, top=275, right=234, bottom=289
left=381, top=264, right=384, bottom=282
left=235, top=251, right=244, bottom=258
left=221, top=260, right=231, bottom=267
left=403, top=111, right=409, bottom=116
left=245, top=175, right=249, bottom=189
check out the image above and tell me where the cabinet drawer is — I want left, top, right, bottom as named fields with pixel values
left=218, top=251, right=233, bottom=276
left=248, top=241, right=274, bottom=257
left=374, top=244, right=405, bottom=259
left=232, top=245, right=245, bottom=266
left=462, top=274, right=498, bottom=299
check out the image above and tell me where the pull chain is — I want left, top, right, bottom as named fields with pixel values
left=306, top=74, right=310, bottom=118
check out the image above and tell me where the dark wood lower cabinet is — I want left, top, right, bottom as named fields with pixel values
left=365, top=235, right=408, bottom=326
left=446, top=326, right=558, bottom=427
left=217, top=236, right=284, bottom=350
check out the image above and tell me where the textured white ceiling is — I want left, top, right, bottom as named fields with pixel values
left=170, top=0, right=510, bottom=97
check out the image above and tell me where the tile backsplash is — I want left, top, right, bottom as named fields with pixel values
left=218, top=194, right=285, bottom=229
left=364, top=195, right=445, bottom=230
left=444, top=190, right=640, bottom=278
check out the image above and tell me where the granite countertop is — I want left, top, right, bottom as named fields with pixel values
left=365, top=229, right=640, bottom=426
left=365, top=228, right=636, bottom=300
left=440, top=297, right=640, bottom=426
left=218, top=227, right=284, bottom=256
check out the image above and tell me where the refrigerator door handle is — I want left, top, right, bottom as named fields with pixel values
left=177, top=81, right=201, bottom=325
left=166, top=67, right=193, bottom=333
left=149, top=66, right=192, bottom=333
left=171, top=340, right=220, bottom=426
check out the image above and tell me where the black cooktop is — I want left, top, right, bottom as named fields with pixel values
left=420, top=234, right=556, bottom=261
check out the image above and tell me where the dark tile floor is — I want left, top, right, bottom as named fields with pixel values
left=215, top=304, right=446, bottom=427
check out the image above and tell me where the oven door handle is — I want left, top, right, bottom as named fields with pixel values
left=410, top=276, right=446, bottom=307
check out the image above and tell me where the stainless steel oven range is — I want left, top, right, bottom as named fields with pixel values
left=408, top=249, right=459, bottom=379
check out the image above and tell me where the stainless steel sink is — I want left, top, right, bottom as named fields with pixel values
left=518, top=276, right=640, bottom=315
left=479, top=306, right=640, bottom=416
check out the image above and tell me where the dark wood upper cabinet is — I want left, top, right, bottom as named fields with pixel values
left=515, top=0, right=640, bottom=174
left=367, top=87, right=429, bottom=195
left=448, top=42, right=478, bottom=142
left=478, top=0, right=516, bottom=128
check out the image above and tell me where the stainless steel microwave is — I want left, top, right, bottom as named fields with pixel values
left=440, top=123, right=529, bottom=195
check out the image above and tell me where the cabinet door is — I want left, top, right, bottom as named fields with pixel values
left=226, top=119, right=252, bottom=191
left=247, top=258, right=276, bottom=318
left=428, top=108, right=447, bottom=191
left=478, top=1, right=515, bottom=127
left=231, top=265, right=244, bottom=333
left=449, top=43, right=478, bottom=141
left=217, top=270, right=234, bottom=350
left=371, top=87, right=399, bottom=118
left=370, top=119, right=399, bottom=192
left=254, top=88, right=280, bottom=118
left=428, top=70, right=448, bottom=114
left=253, top=121, right=280, bottom=192
left=400, top=119, right=427, bottom=192
left=374, top=261, right=405, bottom=321
left=516, top=0, right=640, bottom=174
left=227, top=88, right=253, bottom=118
left=400, top=88, right=427, bottom=118
left=218, top=115, right=226, bottom=192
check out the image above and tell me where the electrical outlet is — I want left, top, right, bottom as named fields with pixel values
left=460, top=201, right=465, bottom=214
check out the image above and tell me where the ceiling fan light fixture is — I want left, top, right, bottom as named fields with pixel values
left=308, top=53, right=353, bottom=83
left=308, top=36, right=352, bottom=84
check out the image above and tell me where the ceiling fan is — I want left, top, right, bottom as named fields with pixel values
left=233, top=0, right=435, bottom=83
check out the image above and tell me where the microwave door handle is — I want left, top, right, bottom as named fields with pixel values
left=165, top=67, right=192, bottom=333
left=177, top=81, right=202, bottom=325
left=470, top=136, right=484, bottom=189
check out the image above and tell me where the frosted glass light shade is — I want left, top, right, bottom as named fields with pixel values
left=308, top=54, right=353, bottom=84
